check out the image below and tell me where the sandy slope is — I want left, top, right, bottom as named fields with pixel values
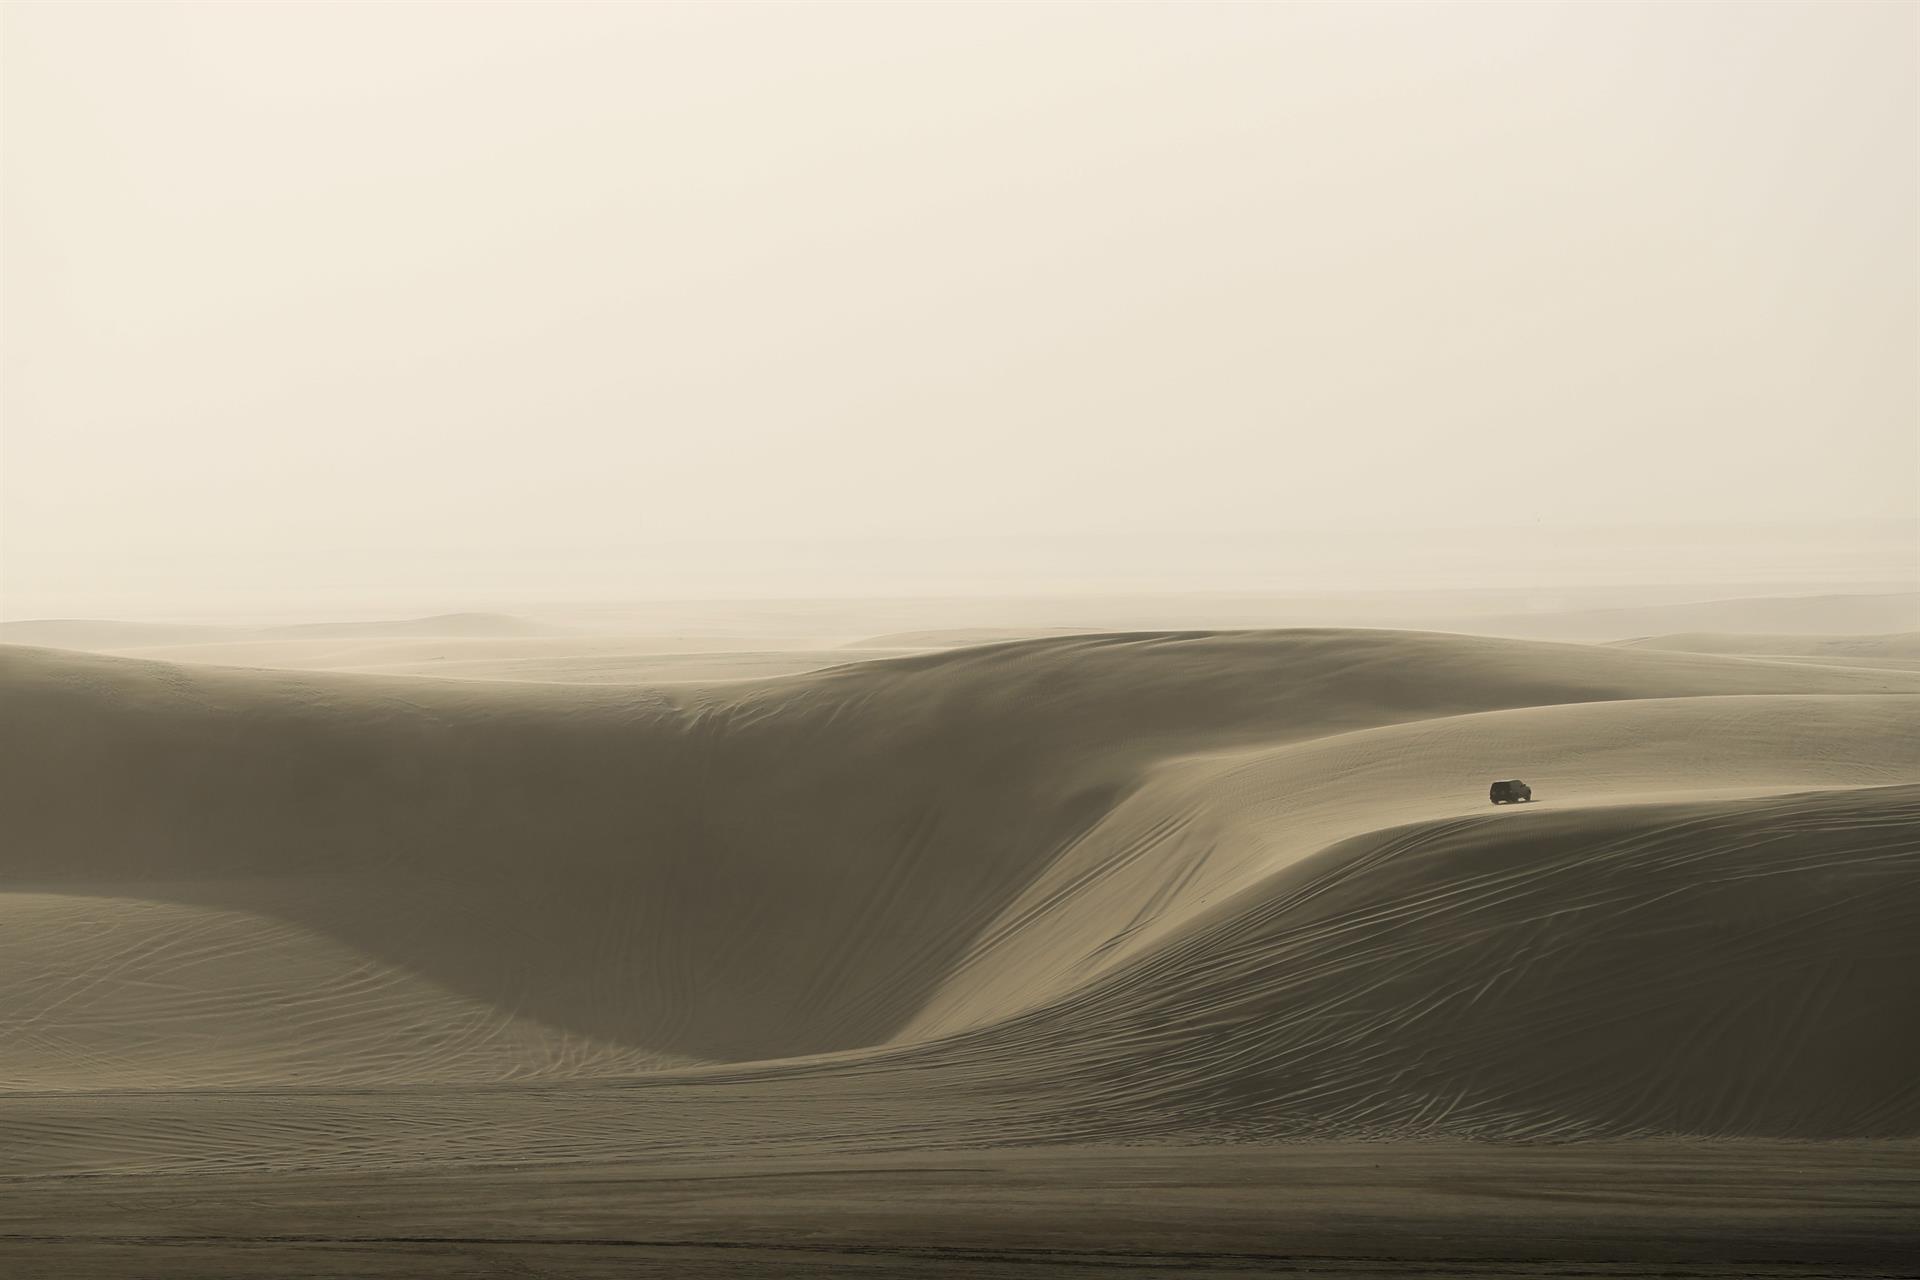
left=936, top=784, right=1920, bottom=1140
left=0, top=895, right=681, bottom=1091
left=895, top=693, right=1920, bottom=1044
left=3, top=629, right=1917, bottom=1158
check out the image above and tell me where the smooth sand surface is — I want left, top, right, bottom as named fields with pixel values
left=4, top=626, right=1917, bottom=1272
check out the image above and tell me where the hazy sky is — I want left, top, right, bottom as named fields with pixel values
left=3, top=0, right=1915, bottom=616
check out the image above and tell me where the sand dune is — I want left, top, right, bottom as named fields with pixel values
left=940, top=785, right=1920, bottom=1139
left=100, top=637, right=903, bottom=684
left=896, top=692, right=1920, bottom=1044
left=1621, top=630, right=1920, bottom=657
left=0, top=611, right=552, bottom=650
left=848, top=626, right=1102, bottom=649
left=0, top=613, right=903, bottom=685
left=14, top=589, right=1916, bottom=687
left=4, top=629, right=1917, bottom=1145
left=0, top=894, right=680, bottom=1091
left=0, top=619, right=241, bottom=649
left=1619, top=631, right=1920, bottom=673
left=1463, top=591, right=1920, bottom=641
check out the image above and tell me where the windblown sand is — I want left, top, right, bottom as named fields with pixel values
left=3, top=626, right=1917, bottom=1275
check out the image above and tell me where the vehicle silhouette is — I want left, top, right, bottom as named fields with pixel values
left=1489, top=779, right=1533, bottom=805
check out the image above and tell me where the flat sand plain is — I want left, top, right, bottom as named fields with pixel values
left=8, top=1142, right=1916, bottom=1278
left=4, top=604, right=1917, bottom=1275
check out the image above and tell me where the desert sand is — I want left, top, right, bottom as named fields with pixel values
left=3, top=610, right=1919, bottom=1276
left=9, top=0, right=1915, bottom=1267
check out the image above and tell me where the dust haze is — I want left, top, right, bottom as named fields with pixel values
left=3, top=3, right=1918, bottom=1278
left=4, top=0, right=1915, bottom=617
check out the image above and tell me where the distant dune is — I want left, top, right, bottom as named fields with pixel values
left=1620, top=630, right=1920, bottom=668
left=0, top=618, right=239, bottom=649
left=259, top=611, right=556, bottom=639
left=0, top=615, right=895, bottom=685
left=848, top=626, right=1102, bottom=649
left=0, top=611, right=553, bottom=650
left=5, top=628, right=1917, bottom=1158
left=82, top=637, right=895, bottom=684
left=1462, top=591, right=1920, bottom=641
left=14, top=591, right=1917, bottom=681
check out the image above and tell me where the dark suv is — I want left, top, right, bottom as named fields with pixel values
left=1489, top=779, right=1532, bottom=805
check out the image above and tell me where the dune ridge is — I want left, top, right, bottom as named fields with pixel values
left=3, top=629, right=1917, bottom=1158
left=927, top=784, right=1920, bottom=1140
